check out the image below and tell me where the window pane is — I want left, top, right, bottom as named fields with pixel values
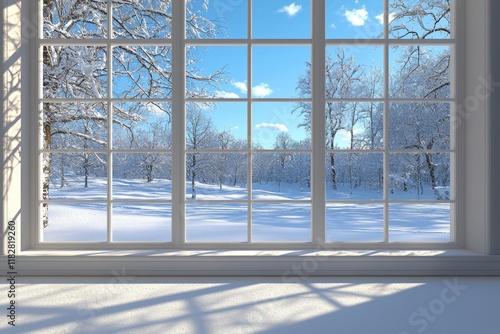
left=43, top=46, right=107, bottom=99
left=252, top=46, right=311, bottom=98
left=186, top=204, right=247, bottom=242
left=43, top=0, right=108, bottom=39
left=44, top=153, right=108, bottom=200
left=389, top=204, right=451, bottom=242
left=326, top=204, right=384, bottom=242
left=326, top=153, right=383, bottom=200
left=389, top=103, right=450, bottom=150
left=326, top=46, right=384, bottom=99
left=42, top=203, right=107, bottom=242
left=42, top=103, right=107, bottom=150
left=112, top=203, right=171, bottom=242
left=389, top=153, right=451, bottom=200
left=252, top=102, right=310, bottom=150
left=113, top=102, right=172, bottom=150
left=390, top=46, right=451, bottom=99
left=113, top=0, right=172, bottom=39
left=252, top=0, right=311, bottom=39
left=186, top=154, right=248, bottom=200
left=325, top=102, right=384, bottom=150
left=113, top=153, right=172, bottom=200
left=252, top=153, right=311, bottom=200
left=252, top=203, right=311, bottom=242
left=326, top=0, right=384, bottom=39
left=186, top=102, right=247, bottom=149
left=186, top=46, right=247, bottom=99
left=389, top=0, right=451, bottom=39
left=113, top=46, right=172, bottom=99
left=186, top=0, right=247, bottom=39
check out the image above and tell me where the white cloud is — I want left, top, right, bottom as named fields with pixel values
left=233, top=81, right=248, bottom=94
left=375, top=12, right=395, bottom=25
left=215, top=91, right=240, bottom=98
left=229, top=126, right=240, bottom=132
left=252, top=83, right=273, bottom=98
left=345, top=6, right=369, bottom=26
left=330, top=23, right=337, bottom=29
left=277, top=3, right=302, bottom=17
left=256, top=123, right=289, bottom=132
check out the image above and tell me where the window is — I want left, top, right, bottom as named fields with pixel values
left=37, top=0, right=456, bottom=247
left=1, top=0, right=498, bottom=276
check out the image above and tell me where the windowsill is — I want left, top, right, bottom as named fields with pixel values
left=7, top=249, right=500, bottom=276
left=16, top=249, right=486, bottom=257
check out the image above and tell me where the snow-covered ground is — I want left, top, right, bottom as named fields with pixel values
left=43, top=178, right=450, bottom=243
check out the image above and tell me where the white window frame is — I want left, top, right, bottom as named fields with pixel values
left=1, top=0, right=499, bottom=276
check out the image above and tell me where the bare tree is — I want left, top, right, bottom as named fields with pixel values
left=295, top=48, right=363, bottom=190
left=186, top=106, right=215, bottom=199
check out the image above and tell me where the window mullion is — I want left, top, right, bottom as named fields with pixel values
left=311, top=0, right=326, bottom=246
left=247, top=0, right=253, bottom=244
left=106, top=0, right=114, bottom=244
left=383, top=0, right=390, bottom=243
left=171, top=0, right=185, bottom=247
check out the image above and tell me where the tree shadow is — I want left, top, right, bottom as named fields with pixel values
left=1, top=1, right=23, bottom=247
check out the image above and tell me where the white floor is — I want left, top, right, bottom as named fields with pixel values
left=2, top=277, right=499, bottom=334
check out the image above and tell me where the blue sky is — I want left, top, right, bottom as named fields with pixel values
left=185, top=0, right=390, bottom=149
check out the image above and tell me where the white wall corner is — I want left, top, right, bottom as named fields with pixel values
left=463, top=0, right=491, bottom=254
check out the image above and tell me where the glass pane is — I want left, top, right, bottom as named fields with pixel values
left=42, top=203, right=107, bottom=242
left=252, top=0, right=311, bottom=39
left=389, top=103, right=450, bottom=150
left=113, top=0, right=172, bottom=39
left=186, top=46, right=247, bottom=99
left=186, top=153, right=247, bottom=200
left=43, top=46, right=107, bottom=99
left=252, top=102, right=310, bottom=150
left=185, top=104, right=247, bottom=149
left=43, top=153, right=107, bottom=200
left=189, top=102, right=247, bottom=149
left=42, top=103, right=107, bottom=150
left=326, top=153, right=383, bottom=200
left=112, top=203, right=171, bottom=242
left=326, top=0, right=384, bottom=39
left=113, top=153, right=172, bottom=200
left=389, top=204, right=451, bottom=242
left=252, top=203, right=311, bottom=242
left=325, top=102, right=384, bottom=150
left=186, top=204, right=247, bottom=242
left=113, top=102, right=172, bottom=150
left=113, top=46, right=172, bottom=99
left=389, top=0, right=451, bottom=39
left=43, top=0, right=108, bottom=39
left=253, top=153, right=311, bottom=200
left=252, top=46, right=311, bottom=98
left=390, top=46, right=451, bottom=99
left=326, top=204, right=384, bottom=242
left=326, top=46, right=384, bottom=99
left=186, top=0, right=247, bottom=39
left=389, top=153, right=451, bottom=200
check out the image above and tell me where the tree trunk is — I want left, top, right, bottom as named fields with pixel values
left=42, top=107, right=51, bottom=228
left=191, top=154, right=197, bottom=199
left=84, top=153, right=89, bottom=187
left=329, top=152, right=337, bottom=190
left=146, top=164, right=153, bottom=182
left=42, top=0, right=54, bottom=228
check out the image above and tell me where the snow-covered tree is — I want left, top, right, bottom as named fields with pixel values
left=296, top=48, right=364, bottom=190
left=186, top=106, right=216, bottom=199
left=42, top=0, right=224, bottom=226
